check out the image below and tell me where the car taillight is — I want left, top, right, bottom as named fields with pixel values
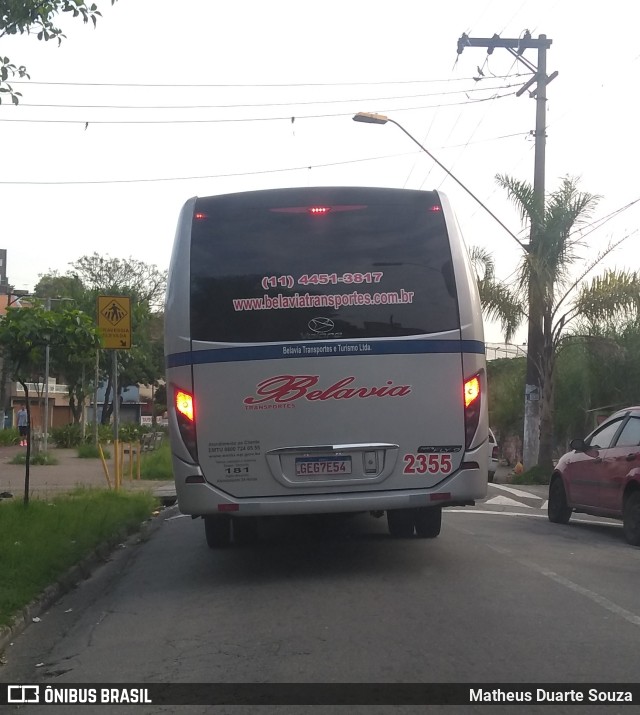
left=464, top=373, right=482, bottom=449
left=492, top=445, right=499, bottom=459
left=175, top=388, right=198, bottom=461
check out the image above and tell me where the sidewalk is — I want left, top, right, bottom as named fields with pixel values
left=0, top=444, right=176, bottom=502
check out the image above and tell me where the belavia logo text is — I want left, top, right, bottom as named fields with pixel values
left=243, top=375, right=412, bottom=405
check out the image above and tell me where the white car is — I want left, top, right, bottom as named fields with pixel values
left=488, top=429, right=499, bottom=482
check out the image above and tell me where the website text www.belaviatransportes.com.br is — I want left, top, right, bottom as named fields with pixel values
left=232, top=289, right=415, bottom=312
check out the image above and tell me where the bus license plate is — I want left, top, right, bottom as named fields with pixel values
left=295, top=456, right=352, bottom=477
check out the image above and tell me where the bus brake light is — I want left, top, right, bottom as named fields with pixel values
left=464, top=376, right=480, bottom=408
left=176, top=390, right=194, bottom=421
left=463, top=373, right=482, bottom=449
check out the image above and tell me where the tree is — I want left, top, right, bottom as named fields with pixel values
left=0, top=303, right=100, bottom=503
left=553, top=315, right=640, bottom=449
left=487, top=356, right=525, bottom=448
left=33, top=271, right=85, bottom=303
left=476, top=176, right=640, bottom=470
left=35, top=254, right=167, bottom=425
left=0, top=1, right=117, bottom=104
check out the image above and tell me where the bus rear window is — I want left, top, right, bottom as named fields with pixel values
left=190, top=188, right=459, bottom=343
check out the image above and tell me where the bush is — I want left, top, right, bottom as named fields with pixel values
left=0, top=428, right=19, bottom=446
left=118, top=422, right=145, bottom=443
left=9, top=452, right=59, bottom=466
left=51, top=423, right=114, bottom=447
left=95, top=424, right=115, bottom=443
left=50, top=423, right=83, bottom=448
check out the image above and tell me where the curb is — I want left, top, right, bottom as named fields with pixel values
left=0, top=503, right=179, bottom=658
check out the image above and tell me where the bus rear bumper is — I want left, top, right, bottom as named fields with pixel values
left=173, top=464, right=487, bottom=517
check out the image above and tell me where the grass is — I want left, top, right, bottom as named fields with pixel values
left=139, top=442, right=173, bottom=480
left=510, top=464, right=552, bottom=485
left=0, top=489, right=157, bottom=628
left=77, top=443, right=111, bottom=460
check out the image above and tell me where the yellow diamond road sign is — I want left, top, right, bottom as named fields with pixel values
left=97, top=295, right=132, bottom=349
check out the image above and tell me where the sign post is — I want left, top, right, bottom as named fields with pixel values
left=97, top=296, right=132, bottom=488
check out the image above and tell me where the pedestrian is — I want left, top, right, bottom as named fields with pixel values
left=16, top=404, right=28, bottom=447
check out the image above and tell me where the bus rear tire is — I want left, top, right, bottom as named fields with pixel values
left=387, top=509, right=415, bottom=538
left=414, top=507, right=442, bottom=538
left=204, top=515, right=231, bottom=548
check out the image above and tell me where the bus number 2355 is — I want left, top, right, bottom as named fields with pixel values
left=403, top=453, right=452, bottom=474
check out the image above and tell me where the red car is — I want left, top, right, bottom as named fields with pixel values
left=548, top=406, right=640, bottom=546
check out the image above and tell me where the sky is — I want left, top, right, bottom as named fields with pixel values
left=1, top=0, right=639, bottom=344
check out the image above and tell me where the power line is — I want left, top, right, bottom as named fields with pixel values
left=0, top=130, right=533, bottom=185
left=10, top=74, right=531, bottom=89
left=0, top=91, right=518, bottom=125
left=579, top=197, right=640, bottom=239
left=5, top=82, right=523, bottom=111
left=0, top=151, right=422, bottom=185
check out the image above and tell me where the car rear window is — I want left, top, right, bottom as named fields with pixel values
left=190, top=188, right=460, bottom=343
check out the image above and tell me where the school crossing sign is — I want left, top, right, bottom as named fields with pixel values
left=97, top=295, right=132, bottom=349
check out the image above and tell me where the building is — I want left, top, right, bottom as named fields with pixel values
left=10, top=378, right=74, bottom=431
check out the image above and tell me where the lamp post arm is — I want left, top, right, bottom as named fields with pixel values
left=386, top=118, right=527, bottom=252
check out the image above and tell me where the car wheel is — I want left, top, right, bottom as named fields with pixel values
left=413, top=507, right=442, bottom=538
left=233, top=516, right=259, bottom=546
left=204, top=515, right=232, bottom=548
left=548, top=477, right=571, bottom=524
left=387, top=509, right=415, bottom=538
left=622, top=491, right=640, bottom=546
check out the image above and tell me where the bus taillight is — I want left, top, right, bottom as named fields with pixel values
left=463, top=374, right=482, bottom=449
left=175, top=388, right=198, bottom=461
left=176, top=390, right=194, bottom=421
left=464, top=376, right=480, bottom=408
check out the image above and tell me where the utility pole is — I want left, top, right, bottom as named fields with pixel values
left=457, top=32, right=556, bottom=469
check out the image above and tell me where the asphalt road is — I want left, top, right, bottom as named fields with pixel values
left=2, top=483, right=639, bottom=715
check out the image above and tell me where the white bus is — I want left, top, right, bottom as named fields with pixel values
left=165, top=187, right=488, bottom=547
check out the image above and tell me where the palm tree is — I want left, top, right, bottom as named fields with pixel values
left=473, top=175, right=640, bottom=470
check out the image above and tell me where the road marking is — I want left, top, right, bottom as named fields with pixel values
left=491, top=483, right=543, bottom=499
left=524, top=560, right=640, bottom=628
left=450, top=511, right=640, bottom=627
left=449, top=509, right=547, bottom=518
left=448, top=509, right=620, bottom=528
left=485, top=496, right=533, bottom=508
left=541, top=500, right=549, bottom=510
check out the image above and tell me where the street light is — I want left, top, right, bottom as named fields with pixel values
left=352, top=112, right=526, bottom=251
